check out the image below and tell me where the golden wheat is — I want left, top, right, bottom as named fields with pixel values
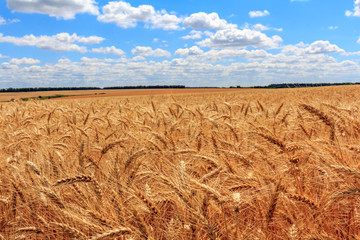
left=0, top=86, right=360, bottom=239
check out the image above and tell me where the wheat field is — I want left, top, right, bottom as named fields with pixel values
left=1, top=86, right=360, bottom=239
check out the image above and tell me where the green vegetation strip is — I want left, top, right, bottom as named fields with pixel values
left=18, top=93, right=105, bottom=102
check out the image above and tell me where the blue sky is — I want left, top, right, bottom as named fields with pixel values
left=1, top=0, right=360, bottom=87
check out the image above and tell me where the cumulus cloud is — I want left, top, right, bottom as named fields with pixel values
left=175, top=47, right=270, bottom=61
left=132, top=56, right=146, bottom=61
left=98, top=1, right=155, bottom=28
left=181, top=30, right=213, bottom=40
left=282, top=41, right=344, bottom=55
left=92, top=46, right=125, bottom=55
left=0, top=33, right=104, bottom=52
left=6, top=0, right=99, bottom=19
left=175, top=46, right=204, bottom=56
left=197, top=28, right=282, bottom=49
left=132, top=46, right=171, bottom=57
left=97, top=1, right=182, bottom=30
left=183, top=12, right=236, bottom=30
left=305, top=40, right=344, bottom=54
left=1, top=51, right=359, bottom=88
left=346, top=0, right=360, bottom=17
left=242, top=23, right=283, bottom=32
left=203, top=49, right=270, bottom=60
left=248, top=10, right=270, bottom=18
left=182, top=30, right=203, bottom=40
left=1, top=62, right=19, bottom=70
left=342, top=51, right=360, bottom=56
left=9, top=57, right=40, bottom=65
left=150, top=10, right=183, bottom=30
left=80, top=57, right=111, bottom=68
left=0, top=16, right=20, bottom=25
left=253, top=24, right=270, bottom=31
left=98, top=1, right=154, bottom=28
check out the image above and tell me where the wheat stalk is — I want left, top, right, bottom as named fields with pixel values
left=16, top=227, right=43, bottom=234
left=89, top=227, right=132, bottom=240
left=50, top=222, right=87, bottom=239
left=329, top=165, right=360, bottom=178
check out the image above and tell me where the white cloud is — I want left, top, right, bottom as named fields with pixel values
left=132, top=56, right=146, bottom=61
left=0, top=33, right=104, bottom=52
left=9, top=57, right=40, bottom=65
left=346, top=0, right=360, bottom=17
left=132, top=46, right=171, bottom=57
left=183, top=12, right=236, bottom=30
left=343, top=50, right=360, bottom=56
left=150, top=10, right=183, bottom=30
left=175, top=46, right=204, bottom=56
left=198, top=28, right=282, bottom=49
left=182, top=30, right=203, bottom=39
left=1, top=62, right=19, bottom=70
left=253, top=24, right=270, bottom=31
left=1, top=51, right=359, bottom=88
left=248, top=10, right=270, bottom=18
left=203, top=49, right=270, bottom=60
left=6, top=0, right=99, bottom=20
left=305, top=40, right=344, bottom=54
left=328, top=26, right=339, bottom=30
left=282, top=41, right=344, bottom=55
left=57, top=33, right=103, bottom=44
left=98, top=1, right=153, bottom=28
left=0, top=16, right=20, bottom=25
left=243, top=23, right=283, bottom=32
left=80, top=57, right=111, bottom=67
left=0, top=53, right=9, bottom=58
left=175, top=47, right=270, bottom=61
left=92, top=46, right=125, bottom=55
left=97, top=1, right=181, bottom=30
left=181, top=30, right=213, bottom=40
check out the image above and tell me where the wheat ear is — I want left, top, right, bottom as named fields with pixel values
left=229, top=184, right=257, bottom=191
left=329, top=165, right=360, bottom=178
left=331, top=188, right=360, bottom=199
left=287, top=193, right=319, bottom=209
left=50, top=222, right=86, bottom=239
left=52, top=175, right=93, bottom=186
left=135, top=190, right=159, bottom=215
left=266, top=180, right=284, bottom=227
left=40, top=187, right=65, bottom=208
left=300, top=104, right=335, bottom=141
left=16, top=227, right=43, bottom=234
left=256, top=132, right=286, bottom=151
left=89, top=228, right=132, bottom=240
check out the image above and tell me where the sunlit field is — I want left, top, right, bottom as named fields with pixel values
left=1, top=86, right=360, bottom=239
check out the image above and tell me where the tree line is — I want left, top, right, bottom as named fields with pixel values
left=1, top=83, right=358, bottom=92
left=103, top=85, right=185, bottom=89
left=0, top=85, right=186, bottom=92
left=231, top=82, right=360, bottom=89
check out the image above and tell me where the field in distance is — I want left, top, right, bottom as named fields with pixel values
left=0, top=85, right=359, bottom=239
left=0, top=88, right=243, bottom=102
